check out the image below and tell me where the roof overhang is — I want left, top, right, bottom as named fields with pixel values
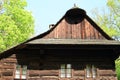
left=24, top=39, right=120, bottom=50
left=26, top=39, right=120, bottom=45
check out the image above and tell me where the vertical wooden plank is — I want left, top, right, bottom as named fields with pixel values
left=80, top=20, right=83, bottom=39
left=60, top=21, right=63, bottom=38
left=74, top=24, right=76, bottom=38
left=69, top=23, right=72, bottom=39
left=55, top=23, right=59, bottom=39
left=58, top=23, right=62, bottom=39
left=76, top=24, right=79, bottom=38
left=65, top=21, right=68, bottom=39
left=76, top=23, right=80, bottom=39
left=57, top=22, right=61, bottom=39
left=62, top=19, right=66, bottom=39
left=60, top=19, right=65, bottom=39
left=66, top=21, right=72, bottom=39
left=59, top=21, right=62, bottom=39
left=75, top=23, right=78, bottom=38
left=90, top=22, right=95, bottom=39
left=64, top=20, right=66, bottom=39
left=93, top=29, right=99, bottom=39
left=91, top=28, right=96, bottom=39
left=85, top=19, right=90, bottom=39
left=81, top=20, right=86, bottom=39
left=77, top=23, right=80, bottom=39
left=54, top=24, right=57, bottom=38
left=50, top=27, right=54, bottom=38
left=71, top=24, right=73, bottom=39
left=79, top=22, right=82, bottom=39
left=72, top=24, right=76, bottom=39
left=72, top=24, right=75, bottom=39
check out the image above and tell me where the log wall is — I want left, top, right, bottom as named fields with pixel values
left=0, top=54, right=16, bottom=80
left=0, top=52, right=117, bottom=80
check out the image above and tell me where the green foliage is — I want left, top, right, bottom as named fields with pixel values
left=0, top=0, right=4, bottom=13
left=0, top=14, right=20, bottom=51
left=107, top=0, right=120, bottom=33
left=92, top=12, right=118, bottom=37
left=92, top=0, right=120, bottom=39
left=0, top=0, right=34, bottom=52
left=116, top=58, right=120, bottom=80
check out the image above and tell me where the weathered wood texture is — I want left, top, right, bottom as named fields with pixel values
left=0, top=52, right=117, bottom=80
left=0, top=8, right=118, bottom=80
left=0, top=54, right=16, bottom=80
left=43, top=19, right=106, bottom=39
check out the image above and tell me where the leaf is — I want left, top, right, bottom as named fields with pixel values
left=0, top=0, right=34, bottom=52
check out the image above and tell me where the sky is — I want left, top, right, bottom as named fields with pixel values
left=26, top=0, right=107, bottom=35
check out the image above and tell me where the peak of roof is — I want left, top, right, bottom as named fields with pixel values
left=66, top=7, right=86, bottom=16
left=64, top=7, right=86, bottom=24
left=73, top=3, right=79, bottom=8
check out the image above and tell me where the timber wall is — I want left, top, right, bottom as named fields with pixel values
left=0, top=53, right=117, bottom=80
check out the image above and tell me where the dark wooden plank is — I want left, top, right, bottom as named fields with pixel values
left=74, top=70, right=85, bottom=76
left=85, top=19, right=90, bottom=39
left=28, top=70, right=59, bottom=76
left=98, top=70, right=116, bottom=76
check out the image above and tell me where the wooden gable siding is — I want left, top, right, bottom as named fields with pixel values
left=43, top=18, right=105, bottom=39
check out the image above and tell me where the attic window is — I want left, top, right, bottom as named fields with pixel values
left=65, top=8, right=86, bottom=24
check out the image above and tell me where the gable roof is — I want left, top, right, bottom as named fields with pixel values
left=1, top=7, right=120, bottom=58
left=32, top=7, right=112, bottom=40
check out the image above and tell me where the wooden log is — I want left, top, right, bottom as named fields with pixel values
left=1, top=70, right=13, bottom=76
left=2, top=76, right=13, bottom=80
left=74, top=70, right=85, bottom=76
left=2, top=58, right=17, bottom=63
left=98, top=70, right=116, bottom=76
left=28, top=78, right=59, bottom=80
left=2, top=65, right=15, bottom=69
left=28, top=70, right=59, bottom=77
left=99, top=76, right=117, bottom=80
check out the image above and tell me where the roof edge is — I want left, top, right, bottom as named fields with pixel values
left=85, top=15, right=113, bottom=40
left=0, top=7, right=114, bottom=57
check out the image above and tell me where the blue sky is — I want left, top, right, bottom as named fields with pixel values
left=26, top=0, right=107, bottom=35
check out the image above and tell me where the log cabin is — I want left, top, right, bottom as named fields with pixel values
left=0, top=7, right=120, bottom=80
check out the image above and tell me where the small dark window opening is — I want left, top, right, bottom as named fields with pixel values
left=65, top=8, right=86, bottom=24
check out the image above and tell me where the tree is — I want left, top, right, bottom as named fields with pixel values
left=116, top=57, right=120, bottom=80
left=0, top=0, right=4, bottom=13
left=92, top=0, right=120, bottom=40
left=92, top=0, right=120, bottom=79
left=107, top=1, right=120, bottom=79
left=0, top=0, right=34, bottom=52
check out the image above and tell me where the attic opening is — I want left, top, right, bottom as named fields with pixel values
left=65, top=8, right=86, bottom=24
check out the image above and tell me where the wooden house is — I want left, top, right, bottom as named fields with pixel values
left=0, top=7, right=120, bottom=80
